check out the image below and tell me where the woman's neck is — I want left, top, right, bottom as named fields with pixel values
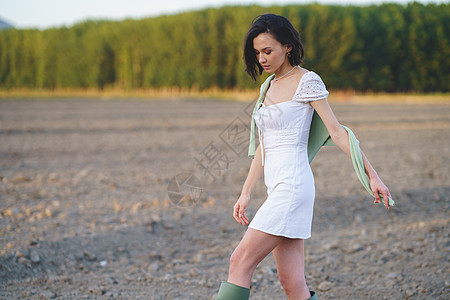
left=274, top=63, right=298, bottom=81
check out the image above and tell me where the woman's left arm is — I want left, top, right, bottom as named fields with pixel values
left=310, top=99, right=392, bottom=210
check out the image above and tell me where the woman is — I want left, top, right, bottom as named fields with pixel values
left=215, top=14, right=392, bottom=300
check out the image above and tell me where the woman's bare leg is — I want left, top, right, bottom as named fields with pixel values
left=227, top=228, right=283, bottom=288
left=273, top=238, right=310, bottom=299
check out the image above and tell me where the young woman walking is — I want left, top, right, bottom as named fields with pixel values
left=215, top=14, right=392, bottom=300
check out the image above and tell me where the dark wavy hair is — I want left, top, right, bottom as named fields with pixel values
left=243, top=14, right=305, bottom=81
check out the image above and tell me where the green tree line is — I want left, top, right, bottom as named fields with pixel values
left=0, top=2, right=448, bottom=92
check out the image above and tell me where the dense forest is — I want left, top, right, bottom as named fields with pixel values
left=0, top=2, right=448, bottom=93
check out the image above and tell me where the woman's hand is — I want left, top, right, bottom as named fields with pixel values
left=233, top=194, right=250, bottom=226
left=369, top=175, right=392, bottom=210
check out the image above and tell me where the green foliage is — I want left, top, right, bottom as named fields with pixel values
left=0, top=2, right=448, bottom=92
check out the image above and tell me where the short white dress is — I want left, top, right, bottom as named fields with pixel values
left=248, top=71, right=329, bottom=239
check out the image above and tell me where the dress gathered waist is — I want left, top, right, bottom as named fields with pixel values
left=259, top=128, right=306, bottom=166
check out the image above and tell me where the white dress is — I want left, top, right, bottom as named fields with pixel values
left=248, top=71, right=329, bottom=239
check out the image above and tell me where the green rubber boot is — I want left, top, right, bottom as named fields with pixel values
left=215, top=281, right=250, bottom=300
left=308, top=290, right=318, bottom=300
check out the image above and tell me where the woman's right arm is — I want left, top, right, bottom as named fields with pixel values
left=241, top=143, right=265, bottom=197
left=233, top=143, right=264, bottom=225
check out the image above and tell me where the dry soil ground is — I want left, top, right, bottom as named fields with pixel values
left=0, top=98, right=449, bottom=299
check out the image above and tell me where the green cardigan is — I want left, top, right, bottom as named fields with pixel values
left=248, top=74, right=395, bottom=207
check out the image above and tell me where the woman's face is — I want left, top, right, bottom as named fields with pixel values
left=253, top=32, right=291, bottom=73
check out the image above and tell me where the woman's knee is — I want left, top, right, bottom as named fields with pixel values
left=229, top=229, right=282, bottom=277
left=229, top=246, right=254, bottom=274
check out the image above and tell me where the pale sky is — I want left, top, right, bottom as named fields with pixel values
left=0, top=0, right=446, bottom=29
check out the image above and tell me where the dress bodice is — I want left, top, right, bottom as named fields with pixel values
left=253, top=71, right=329, bottom=166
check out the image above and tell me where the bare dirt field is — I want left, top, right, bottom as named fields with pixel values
left=0, top=97, right=449, bottom=299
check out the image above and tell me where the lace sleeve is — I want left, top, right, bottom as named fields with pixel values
left=293, top=72, right=329, bottom=103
